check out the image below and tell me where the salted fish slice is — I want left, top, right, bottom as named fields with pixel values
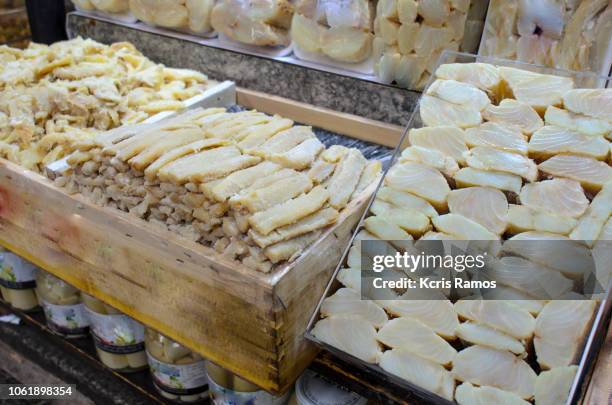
left=534, top=300, right=597, bottom=369
left=490, top=256, right=574, bottom=299
left=464, top=122, right=528, bottom=155
left=454, top=300, right=535, bottom=340
left=528, top=126, right=609, bottom=160
left=507, top=204, right=578, bottom=235
left=211, top=162, right=281, bottom=202
left=481, top=286, right=545, bottom=315
left=465, top=146, right=538, bottom=182
left=376, top=186, right=439, bottom=218
left=539, top=154, right=612, bottom=192
left=419, top=95, right=483, bottom=128
left=482, top=99, right=543, bottom=135
left=499, top=66, right=574, bottom=113
left=454, top=167, right=523, bottom=194
left=399, top=146, right=459, bottom=177
left=426, top=79, right=491, bottom=110
left=457, top=322, right=525, bottom=355
left=381, top=298, right=459, bottom=339
left=326, top=149, right=367, bottom=209
left=448, top=187, right=508, bottom=235
left=432, top=214, right=499, bottom=240
left=452, top=345, right=537, bottom=399
left=370, top=200, right=431, bottom=237
left=336, top=267, right=362, bottom=292
left=519, top=178, right=589, bottom=218
left=456, top=382, right=530, bottom=405
left=563, top=89, right=612, bottom=120
left=544, top=106, right=612, bottom=138
left=385, top=162, right=451, bottom=210
left=434, top=62, right=501, bottom=91
left=321, top=288, right=388, bottom=329
left=311, top=316, right=381, bottom=363
left=230, top=172, right=313, bottom=212
left=263, top=230, right=322, bottom=264
left=351, top=160, right=382, bottom=199
left=502, top=232, right=592, bottom=279
left=534, top=366, right=578, bottom=405
left=570, top=182, right=612, bottom=243
left=407, top=126, right=468, bottom=164
left=379, top=348, right=455, bottom=401
left=377, top=317, right=457, bottom=365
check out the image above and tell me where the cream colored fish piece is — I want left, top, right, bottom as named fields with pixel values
left=420, top=95, right=482, bottom=128
left=426, top=79, right=491, bottom=110
left=321, top=288, right=388, bottom=329
left=370, top=200, right=431, bottom=237
left=539, top=154, right=612, bottom=192
left=454, top=300, right=535, bottom=339
left=563, top=89, right=612, bottom=120
left=570, top=183, right=612, bottom=243
left=376, top=186, right=439, bottom=218
left=211, top=161, right=281, bottom=202
left=407, top=125, right=468, bottom=164
left=381, top=299, right=459, bottom=339
left=456, top=322, right=525, bottom=355
left=482, top=99, right=543, bottom=135
left=385, top=162, right=451, bottom=210
left=399, top=146, right=459, bottom=177
left=326, top=149, right=367, bottom=209
left=519, top=178, right=589, bottom=218
left=465, top=146, right=538, bottom=182
left=448, top=187, right=508, bottom=235
left=507, top=204, right=578, bottom=235
left=434, top=63, right=501, bottom=91
left=229, top=171, right=313, bottom=212
left=453, top=167, right=523, bottom=194
left=455, top=382, right=530, bottom=405
left=528, top=126, right=609, bottom=160
left=544, top=106, right=612, bottom=138
left=269, top=137, right=324, bottom=170
left=311, top=316, right=381, bottom=363
left=534, top=366, right=578, bottom=405
left=464, top=122, right=528, bottom=155
left=432, top=214, right=498, bottom=240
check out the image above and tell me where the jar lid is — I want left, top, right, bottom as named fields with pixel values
left=296, top=370, right=367, bottom=405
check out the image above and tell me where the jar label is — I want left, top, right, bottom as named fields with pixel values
left=41, top=300, right=90, bottom=335
left=147, top=353, right=208, bottom=395
left=84, top=308, right=145, bottom=354
left=208, top=374, right=289, bottom=405
left=0, top=253, right=37, bottom=289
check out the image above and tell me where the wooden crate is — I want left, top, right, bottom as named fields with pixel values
left=0, top=89, right=403, bottom=394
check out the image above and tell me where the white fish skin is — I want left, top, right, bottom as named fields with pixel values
left=482, top=99, right=544, bottom=135
left=448, top=187, right=508, bottom=235
left=408, top=125, right=468, bottom=164
left=544, top=106, right=612, bottom=138
left=456, top=322, right=525, bottom=355
left=426, top=79, right=492, bottom=111
left=534, top=301, right=597, bottom=369
left=311, top=315, right=381, bottom=363
left=454, top=300, right=535, bottom=340
left=534, top=366, right=578, bottom=405
left=377, top=317, right=457, bottom=365
left=562, top=89, right=612, bottom=120
left=321, top=288, right=389, bottom=329
left=465, top=122, right=528, bottom=155
left=528, top=126, right=609, bottom=160
left=434, top=63, right=501, bottom=91
left=454, top=167, right=523, bottom=194
left=465, top=146, right=538, bottom=182
left=538, top=154, right=612, bottom=192
left=456, top=382, right=531, bottom=405
left=420, top=95, right=483, bottom=128
left=518, top=178, right=589, bottom=218
left=379, top=348, right=455, bottom=401
left=452, top=345, right=537, bottom=399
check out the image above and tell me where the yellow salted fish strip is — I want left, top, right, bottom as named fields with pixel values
left=247, top=126, right=315, bottom=157
left=263, top=231, right=323, bottom=264
left=270, top=138, right=324, bottom=170
left=321, top=145, right=349, bottom=162
left=352, top=160, right=382, bottom=199
left=144, top=139, right=230, bottom=179
left=128, top=127, right=204, bottom=170
left=210, top=161, right=281, bottom=202
left=233, top=168, right=297, bottom=196
left=236, top=118, right=294, bottom=149
left=249, top=208, right=339, bottom=248
left=66, top=150, right=93, bottom=165
left=249, top=185, right=329, bottom=235
left=230, top=172, right=313, bottom=212
left=112, top=130, right=174, bottom=161
left=327, top=149, right=367, bottom=209
left=308, top=160, right=336, bottom=184
left=205, top=113, right=270, bottom=139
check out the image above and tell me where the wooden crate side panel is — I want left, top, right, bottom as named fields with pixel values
left=0, top=161, right=286, bottom=392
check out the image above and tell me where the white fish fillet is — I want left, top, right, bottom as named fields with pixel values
left=481, top=286, right=545, bottom=315
left=570, top=182, right=612, bottom=243
left=432, top=214, right=499, bottom=240
left=563, top=89, right=612, bottom=120
left=528, top=126, right=609, bottom=160
left=466, top=146, right=538, bottom=182
left=426, top=79, right=491, bottom=110
left=400, top=146, right=459, bottom=177
left=452, top=345, right=537, bottom=399
left=503, top=232, right=592, bottom=279
left=376, top=186, right=439, bottom=218
left=454, top=167, right=523, bottom=194
left=539, top=154, right=612, bottom=192
left=419, top=95, right=483, bottom=128
left=482, top=99, right=543, bottom=135
left=434, top=63, right=501, bottom=91
left=448, top=187, right=508, bottom=235
left=377, top=317, right=457, bottom=365
left=336, top=267, right=363, bottom=292
left=408, top=126, right=468, bottom=164
left=379, top=348, right=455, bottom=401
left=534, top=366, right=578, bottom=405
left=321, top=288, right=388, bottom=329
left=454, top=300, right=535, bottom=339
left=464, top=122, right=528, bottom=155
left=385, top=162, right=451, bottom=210
left=519, top=178, right=589, bottom=218
left=507, top=204, right=578, bottom=235
left=534, top=300, right=596, bottom=369
left=311, top=316, right=381, bottom=363
left=455, top=382, right=530, bottom=405
left=544, top=106, right=612, bottom=138
left=381, top=299, right=459, bottom=339
left=370, top=200, right=431, bottom=237
left=456, top=322, right=525, bottom=355
left=490, top=256, right=574, bottom=299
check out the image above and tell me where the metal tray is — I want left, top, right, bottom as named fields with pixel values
left=305, top=51, right=612, bottom=405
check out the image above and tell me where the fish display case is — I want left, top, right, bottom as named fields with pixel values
left=306, top=51, right=612, bottom=404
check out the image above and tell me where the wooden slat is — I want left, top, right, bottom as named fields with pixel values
left=236, top=88, right=404, bottom=148
left=583, top=323, right=612, bottom=404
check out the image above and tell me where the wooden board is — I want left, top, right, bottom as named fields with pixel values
left=0, top=91, right=385, bottom=394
